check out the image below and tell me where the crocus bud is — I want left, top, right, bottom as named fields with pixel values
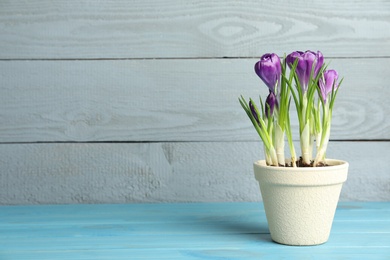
left=254, top=53, right=282, bottom=94
left=249, top=100, right=260, bottom=124
left=319, top=70, right=339, bottom=103
left=265, top=92, right=277, bottom=118
left=286, top=50, right=324, bottom=93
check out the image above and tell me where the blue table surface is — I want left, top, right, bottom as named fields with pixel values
left=0, top=202, right=389, bottom=259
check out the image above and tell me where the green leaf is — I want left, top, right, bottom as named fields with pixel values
left=239, top=96, right=272, bottom=150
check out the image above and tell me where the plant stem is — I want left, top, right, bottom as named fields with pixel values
left=286, top=112, right=297, bottom=167
left=269, top=146, right=279, bottom=166
left=314, top=104, right=331, bottom=166
left=300, top=121, right=312, bottom=165
left=274, top=123, right=285, bottom=166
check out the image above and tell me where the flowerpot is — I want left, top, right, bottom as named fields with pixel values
left=253, top=159, right=348, bottom=246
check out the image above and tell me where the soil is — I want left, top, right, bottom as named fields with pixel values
left=282, top=157, right=329, bottom=167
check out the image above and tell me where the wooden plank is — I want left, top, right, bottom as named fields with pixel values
left=0, top=203, right=389, bottom=259
left=1, top=232, right=389, bottom=250
left=0, top=0, right=389, bottom=59
left=2, top=248, right=390, bottom=260
left=0, top=142, right=388, bottom=205
left=1, top=218, right=388, bottom=236
left=0, top=202, right=388, bottom=223
left=1, top=58, right=388, bottom=142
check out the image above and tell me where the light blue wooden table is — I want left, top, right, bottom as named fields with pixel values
left=0, top=202, right=389, bottom=259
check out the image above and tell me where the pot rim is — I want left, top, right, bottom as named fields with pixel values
left=254, top=159, right=348, bottom=172
left=253, top=159, right=349, bottom=186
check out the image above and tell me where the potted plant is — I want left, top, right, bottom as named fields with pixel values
left=239, top=51, right=349, bottom=246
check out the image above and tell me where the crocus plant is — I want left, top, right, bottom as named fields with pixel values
left=239, top=50, right=342, bottom=167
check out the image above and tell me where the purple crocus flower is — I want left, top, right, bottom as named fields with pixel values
left=318, top=70, right=339, bottom=103
left=254, top=53, right=282, bottom=94
left=286, top=50, right=324, bottom=93
left=265, top=92, right=277, bottom=118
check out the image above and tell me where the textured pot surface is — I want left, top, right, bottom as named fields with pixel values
left=253, top=159, right=349, bottom=246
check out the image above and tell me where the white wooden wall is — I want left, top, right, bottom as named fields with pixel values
left=0, top=0, right=389, bottom=204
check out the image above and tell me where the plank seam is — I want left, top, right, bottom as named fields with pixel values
left=1, top=56, right=390, bottom=61
left=0, top=139, right=389, bottom=144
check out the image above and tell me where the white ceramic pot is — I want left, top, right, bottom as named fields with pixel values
left=253, top=159, right=348, bottom=246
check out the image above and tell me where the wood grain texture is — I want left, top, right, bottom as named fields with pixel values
left=0, top=0, right=389, bottom=204
left=0, top=0, right=389, bottom=59
left=0, top=203, right=389, bottom=259
left=0, top=141, right=388, bottom=205
left=1, top=58, right=388, bottom=142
